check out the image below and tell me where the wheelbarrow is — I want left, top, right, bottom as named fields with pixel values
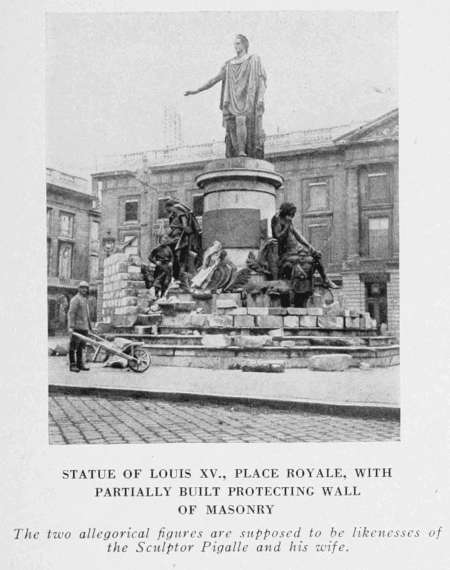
left=73, top=332, right=152, bottom=373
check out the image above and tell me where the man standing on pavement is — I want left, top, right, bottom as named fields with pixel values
left=67, top=281, right=91, bottom=372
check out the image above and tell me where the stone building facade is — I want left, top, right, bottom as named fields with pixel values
left=47, top=168, right=101, bottom=334
left=92, top=109, right=399, bottom=334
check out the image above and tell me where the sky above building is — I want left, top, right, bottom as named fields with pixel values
left=46, top=11, right=397, bottom=178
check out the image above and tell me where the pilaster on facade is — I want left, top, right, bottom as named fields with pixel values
left=344, top=166, right=361, bottom=266
left=392, top=161, right=399, bottom=259
left=387, top=269, right=400, bottom=337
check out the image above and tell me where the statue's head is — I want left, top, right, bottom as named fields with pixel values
left=159, top=234, right=170, bottom=245
left=234, top=34, right=249, bottom=55
left=279, top=202, right=297, bottom=221
left=164, top=198, right=177, bottom=214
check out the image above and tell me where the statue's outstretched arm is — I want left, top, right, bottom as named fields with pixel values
left=184, top=68, right=225, bottom=96
left=292, top=227, right=315, bottom=252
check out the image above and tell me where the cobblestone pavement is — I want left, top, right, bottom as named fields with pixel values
left=49, top=393, right=399, bottom=444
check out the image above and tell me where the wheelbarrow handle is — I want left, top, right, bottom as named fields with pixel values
left=89, top=332, right=107, bottom=342
left=72, top=331, right=139, bottom=364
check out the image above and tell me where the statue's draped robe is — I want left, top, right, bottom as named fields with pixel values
left=191, top=243, right=222, bottom=289
left=219, top=54, right=266, bottom=158
left=167, top=202, right=202, bottom=277
left=191, top=243, right=236, bottom=292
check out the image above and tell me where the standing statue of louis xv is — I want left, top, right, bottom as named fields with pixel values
left=184, top=34, right=266, bottom=158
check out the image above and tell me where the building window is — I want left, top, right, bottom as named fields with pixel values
left=48, top=298, right=57, bottom=334
left=47, top=239, right=52, bottom=275
left=106, top=179, right=115, bottom=189
left=360, top=165, right=392, bottom=204
left=303, top=178, right=330, bottom=212
left=367, top=171, right=389, bottom=202
left=124, top=200, right=139, bottom=223
left=94, top=180, right=103, bottom=207
left=59, top=212, right=74, bottom=238
left=96, top=187, right=102, bottom=207
left=192, top=194, right=204, bottom=217
left=47, top=208, right=52, bottom=233
left=368, top=217, right=390, bottom=258
left=58, top=242, right=73, bottom=279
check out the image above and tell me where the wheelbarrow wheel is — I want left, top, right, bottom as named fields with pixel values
left=128, top=347, right=151, bottom=373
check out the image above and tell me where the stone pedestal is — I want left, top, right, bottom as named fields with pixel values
left=196, top=157, right=283, bottom=267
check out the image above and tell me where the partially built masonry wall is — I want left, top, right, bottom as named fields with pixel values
left=102, top=252, right=150, bottom=327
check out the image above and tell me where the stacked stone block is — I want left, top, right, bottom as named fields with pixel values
left=159, top=305, right=377, bottom=331
left=341, top=273, right=364, bottom=312
left=102, top=252, right=149, bottom=327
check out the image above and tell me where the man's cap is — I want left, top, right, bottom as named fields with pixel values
left=79, top=281, right=90, bottom=288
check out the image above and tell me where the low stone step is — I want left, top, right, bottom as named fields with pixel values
left=138, top=343, right=400, bottom=369
left=125, top=332, right=397, bottom=348
left=141, top=333, right=203, bottom=346
left=158, top=326, right=378, bottom=337
left=364, top=336, right=398, bottom=347
left=141, top=343, right=399, bottom=355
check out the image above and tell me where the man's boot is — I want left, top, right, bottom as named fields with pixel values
left=70, top=364, right=80, bottom=373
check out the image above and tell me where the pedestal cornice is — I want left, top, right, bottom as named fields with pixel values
left=196, top=157, right=284, bottom=190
